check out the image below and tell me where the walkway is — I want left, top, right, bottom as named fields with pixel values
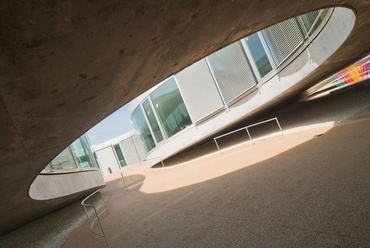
left=63, top=117, right=370, bottom=246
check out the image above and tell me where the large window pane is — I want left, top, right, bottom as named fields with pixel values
left=150, top=77, right=192, bottom=138
left=132, top=106, right=156, bottom=153
left=50, top=149, right=75, bottom=169
left=46, top=134, right=96, bottom=170
left=245, top=33, right=273, bottom=78
left=70, top=136, right=94, bottom=168
left=113, top=144, right=127, bottom=167
left=143, top=99, right=164, bottom=143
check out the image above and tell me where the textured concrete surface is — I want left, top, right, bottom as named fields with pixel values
left=0, top=174, right=143, bottom=248
left=60, top=86, right=370, bottom=247
left=2, top=1, right=370, bottom=235
left=0, top=198, right=89, bottom=248
left=29, top=169, right=105, bottom=200
left=1, top=83, right=369, bottom=247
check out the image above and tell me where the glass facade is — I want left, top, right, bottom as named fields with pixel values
left=205, top=9, right=329, bottom=108
left=132, top=106, right=156, bottom=153
left=143, top=99, right=164, bottom=143
left=46, top=134, right=97, bottom=170
left=150, top=77, right=192, bottom=138
left=70, top=135, right=94, bottom=168
left=131, top=9, right=331, bottom=156
left=245, top=33, right=273, bottom=78
left=131, top=77, right=192, bottom=153
left=113, top=144, right=127, bottom=167
left=49, top=149, right=75, bottom=169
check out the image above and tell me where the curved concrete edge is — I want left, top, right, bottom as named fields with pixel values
left=146, top=7, right=355, bottom=162
left=29, top=169, right=106, bottom=200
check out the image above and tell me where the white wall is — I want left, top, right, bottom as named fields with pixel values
left=92, top=132, right=144, bottom=176
left=95, top=146, right=118, bottom=176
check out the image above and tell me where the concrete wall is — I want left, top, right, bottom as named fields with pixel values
left=143, top=7, right=355, bottom=162
left=29, top=169, right=105, bottom=200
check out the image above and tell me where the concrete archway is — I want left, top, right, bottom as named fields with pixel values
left=1, top=0, right=370, bottom=235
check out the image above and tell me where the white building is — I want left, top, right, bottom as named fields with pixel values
left=128, top=8, right=355, bottom=163
left=92, top=131, right=145, bottom=176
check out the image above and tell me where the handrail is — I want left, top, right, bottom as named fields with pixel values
left=214, top=117, right=285, bottom=154
left=81, top=189, right=109, bottom=246
left=114, top=161, right=128, bottom=192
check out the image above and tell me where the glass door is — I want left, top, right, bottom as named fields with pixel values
left=243, top=33, right=274, bottom=80
left=143, top=99, right=165, bottom=143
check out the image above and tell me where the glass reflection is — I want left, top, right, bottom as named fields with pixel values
left=48, top=135, right=96, bottom=170
left=150, top=77, right=192, bottom=138
left=50, top=149, right=75, bottom=169
left=132, top=106, right=156, bottom=153
left=245, top=33, right=273, bottom=78
left=143, top=99, right=164, bottom=143
left=70, top=135, right=94, bottom=168
left=113, top=144, right=127, bottom=167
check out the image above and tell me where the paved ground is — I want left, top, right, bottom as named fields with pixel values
left=1, top=82, right=369, bottom=247
left=61, top=85, right=370, bottom=247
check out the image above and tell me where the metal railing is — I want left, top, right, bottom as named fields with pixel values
left=147, top=157, right=167, bottom=174
left=214, top=117, right=285, bottom=154
left=81, top=189, right=109, bottom=246
left=115, top=161, right=128, bottom=191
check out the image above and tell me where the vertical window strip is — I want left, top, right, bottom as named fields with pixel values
left=150, top=77, right=192, bottom=138
left=131, top=106, right=156, bottom=153
left=113, top=144, right=126, bottom=167
left=140, top=102, right=158, bottom=145
left=148, top=96, right=167, bottom=140
left=143, top=98, right=164, bottom=143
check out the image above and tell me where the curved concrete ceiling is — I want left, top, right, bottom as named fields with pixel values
left=1, top=0, right=370, bottom=235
